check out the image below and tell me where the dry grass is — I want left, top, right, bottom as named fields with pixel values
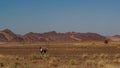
left=82, top=54, right=89, bottom=59
left=29, top=53, right=43, bottom=60
left=0, top=54, right=117, bottom=68
left=85, top=60, right=96, bottom=66
left=69, top=59, right=77, bottom=65
left=48, top=57, right=59, bottom=67
left=0, top=42, right=119, bottom=68
left=91, top=54, right=98, bottom=59
left=0, top=54, right=5, bottom=58
left=99, top=53, right=109, bottom=59
left=115, top=54, right=120, bottom=59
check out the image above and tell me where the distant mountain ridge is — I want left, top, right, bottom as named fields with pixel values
left=0, top=29, right=112, bottom=43
left=106, top=35, right=120, bottom=42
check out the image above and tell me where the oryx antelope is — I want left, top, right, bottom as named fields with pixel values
left=39, top=47, right=48, bottom=55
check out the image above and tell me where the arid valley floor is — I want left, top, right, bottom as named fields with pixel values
left=0, top=42, right=120, bottom=68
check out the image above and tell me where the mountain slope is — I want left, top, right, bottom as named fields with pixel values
left=0, top=29, right=107, bottom=42
left=106, top=35, right=120, bottom=42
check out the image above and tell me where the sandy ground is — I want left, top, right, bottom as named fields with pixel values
left=0, top=42, right=119, bottom=68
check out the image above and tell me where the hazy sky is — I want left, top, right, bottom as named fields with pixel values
left=0, top=0, right=120, bottom=35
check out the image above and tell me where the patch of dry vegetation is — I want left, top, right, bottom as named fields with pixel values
left=0, top=55, right=118, bottom=68
left=69, top=59, right=78, bottom=65
left=0, top=42, right=120, bottom=68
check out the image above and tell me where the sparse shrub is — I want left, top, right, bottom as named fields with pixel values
left=14, top=62, right=21, bottom=68
left=6, top=55, right=20, bottom=60
left=49, top=57, right=59, bottom=67
left=113, top=54, right=120, bottom=64
left=15, top=56, right=20, bottom=60
left=44, top=55, right=50, bottom=61
left=0, top=55, right=5, bottom=59
left=8, top=62, right=21, bottom=68
left=92, top=54, right=98, bottom=59
left=99, top=54, right=109, bottom=59
left=113, top=59, right=120, bottom=63
left=97, top=60, right=106, bottom=67
left=69, top=59, right=77, bottom=65
left=29, top=53, right=42, bottom=60
left=82, top=54, right=88, bottom=59
left=104, top=40, right=109, bottom=44
left=115, top=54, right=120, bottom=59
left=24, top=62, right=27, bottom=65
left=23, top=62, right=30, bottom=68
left=0, top=62, right=4, bottom=67
left=24, top=64, right=30, bottom=68
left=85, top=60, right=96, bottom=66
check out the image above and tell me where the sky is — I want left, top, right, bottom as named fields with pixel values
left=0, top=0, right=120, bottom=35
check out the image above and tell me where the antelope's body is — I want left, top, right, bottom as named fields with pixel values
left=39, top=47, right=47, bottom=55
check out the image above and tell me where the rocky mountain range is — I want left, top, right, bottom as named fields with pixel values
left=0, top=29, right=119, bottom=43
left=106, top=35, right=120, bottom=42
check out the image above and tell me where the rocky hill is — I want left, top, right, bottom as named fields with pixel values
left=0, top=29, right=107, bottom=43
left=0, top=29, right=23, bottom=42
left=106, top=35, right=120, bottom=42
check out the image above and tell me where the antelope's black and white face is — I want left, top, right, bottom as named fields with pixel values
left=39, top=47, right=43, bottom=51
